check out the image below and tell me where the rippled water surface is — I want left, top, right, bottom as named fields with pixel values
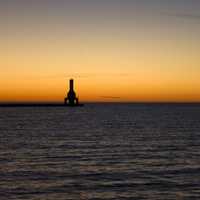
left=0, top=103, right=200, bottom=200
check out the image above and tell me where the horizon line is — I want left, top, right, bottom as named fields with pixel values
left=0, top=101, right=200, bottom=104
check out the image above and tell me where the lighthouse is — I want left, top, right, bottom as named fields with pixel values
left=64, top=79, right=80, bottom=106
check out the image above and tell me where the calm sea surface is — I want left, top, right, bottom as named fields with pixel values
left=0, top=103, right=200, bottom=200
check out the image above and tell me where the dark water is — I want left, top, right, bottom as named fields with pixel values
left=0, top=103, right=200, bottom=200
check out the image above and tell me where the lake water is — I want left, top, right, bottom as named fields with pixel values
left=0, top=103, right=200, bottom=199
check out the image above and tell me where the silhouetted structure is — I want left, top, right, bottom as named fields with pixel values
left=64, top=79, right=80, bottom=106
left=0, top=79, right=83, bottom=107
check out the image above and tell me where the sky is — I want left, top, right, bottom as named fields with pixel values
left=0, top=0, right=200, bottom=102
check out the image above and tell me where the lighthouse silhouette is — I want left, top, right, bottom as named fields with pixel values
left=64, top=79, right=80, bottom=106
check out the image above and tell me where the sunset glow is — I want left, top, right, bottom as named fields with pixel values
left=0, top=1, right=200, bottom=102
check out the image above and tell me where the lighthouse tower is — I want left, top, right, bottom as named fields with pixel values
left=64, top=79, right=79, bottom=106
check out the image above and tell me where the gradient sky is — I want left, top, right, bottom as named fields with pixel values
left=0, top=0, right=200, bottom=102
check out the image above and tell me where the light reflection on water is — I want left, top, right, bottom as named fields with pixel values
left=0, top=103, right=200, bottom=199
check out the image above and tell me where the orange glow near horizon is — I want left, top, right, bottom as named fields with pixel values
left=1, top=74, right=200, bottom=102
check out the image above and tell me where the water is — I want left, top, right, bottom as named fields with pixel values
left=0, top=103, right=200, bottom=200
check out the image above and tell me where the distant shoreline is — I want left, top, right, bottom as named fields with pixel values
left=0, top=103, right=84, bottom=107
left=0, top=102, right=199, bottom=107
